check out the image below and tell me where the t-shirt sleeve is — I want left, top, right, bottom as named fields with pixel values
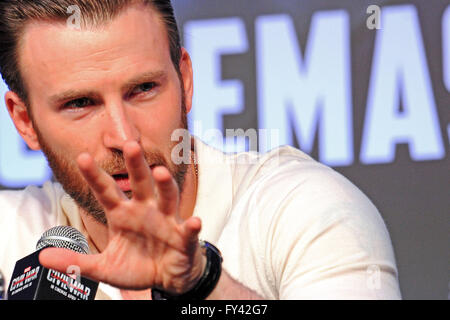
left=0, top=182, right=58, bottom=288
left=257, top=163, right=401, bottom=299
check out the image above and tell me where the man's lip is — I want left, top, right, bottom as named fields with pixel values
left=112, top=165, right=158, bottom=191
left=112, top=172, right=128, bottom=177
left=112, top=165, right=157, bottom=178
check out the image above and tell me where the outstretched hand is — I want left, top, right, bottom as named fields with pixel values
left=39, top=140, right=204, bottom=294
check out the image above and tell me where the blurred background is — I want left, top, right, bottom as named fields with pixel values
left=0, top=0, right=448, bottom=299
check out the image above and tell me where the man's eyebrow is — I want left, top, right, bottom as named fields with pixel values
left=49, top=89, right=99, bottom=106
left=122, top=70, right=166, bottom=92
left=48, top=70, right=167, bottom=105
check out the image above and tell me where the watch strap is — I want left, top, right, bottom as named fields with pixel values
left=151, top=240, right=222, bottom=300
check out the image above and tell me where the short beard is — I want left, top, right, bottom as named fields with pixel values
left=32, top=102, right=189, bottom=226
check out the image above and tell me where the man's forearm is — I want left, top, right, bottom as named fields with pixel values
left=207, top=269, right=265, bottom=300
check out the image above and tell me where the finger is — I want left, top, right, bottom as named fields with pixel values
left=152, top=166, right=179, bottom=216
left=123, top=141, right=155, bottom=201
left=39, top=248, right=104, bottom=283
left=182, top=216, right=202, bottom=250
left=77, top=153, right=127, bottom=211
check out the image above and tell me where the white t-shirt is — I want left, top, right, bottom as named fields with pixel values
left=0, top=138, right=401, bottom=299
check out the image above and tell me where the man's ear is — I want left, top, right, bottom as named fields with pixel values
left=4, top=91, right=41, bottom=151
left=179, top=47, right=194, bottom=114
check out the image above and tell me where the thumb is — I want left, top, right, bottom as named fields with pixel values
left=39, top=247, right=102, bottom=282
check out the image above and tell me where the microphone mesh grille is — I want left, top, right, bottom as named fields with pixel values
left=36, top=226, right=89, bottom=254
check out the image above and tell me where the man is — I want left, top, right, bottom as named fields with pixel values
left=0, top=0, right=401, bottom=299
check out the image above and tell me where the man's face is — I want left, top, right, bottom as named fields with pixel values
left=17, top=5, right=192, bottom=224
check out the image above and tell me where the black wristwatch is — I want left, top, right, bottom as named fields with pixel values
left=151, top=240, right=223, bottom=300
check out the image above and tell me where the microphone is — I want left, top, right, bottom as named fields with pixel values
left=7, top=226, right=98, bottom=300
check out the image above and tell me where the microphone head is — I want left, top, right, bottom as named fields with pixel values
left=36, top=226, right=89, bottom=254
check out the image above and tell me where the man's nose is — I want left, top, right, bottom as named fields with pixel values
left=102, top=103, right=141, bottom=150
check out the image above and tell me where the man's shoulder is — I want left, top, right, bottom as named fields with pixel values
left=198, top=140, right=381, bottom=225
left=229, top=145, right=382, bottom=227
left=230, top=145, right=345, bottom=194
left=0, top=181, right=63, bottom=223
left=0, top=182, right=63, bottom=289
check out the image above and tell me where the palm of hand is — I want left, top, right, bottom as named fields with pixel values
left=39, top=140, right=203, bottom=294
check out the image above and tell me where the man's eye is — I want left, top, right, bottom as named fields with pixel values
left=131, top=82, right=157, bottom=96
left=64, top=97, right=92, bottom=109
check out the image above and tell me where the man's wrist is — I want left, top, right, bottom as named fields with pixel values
left=183, top=244, right=208, bottom=292
left=152, top=240, right=223, bottom=300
